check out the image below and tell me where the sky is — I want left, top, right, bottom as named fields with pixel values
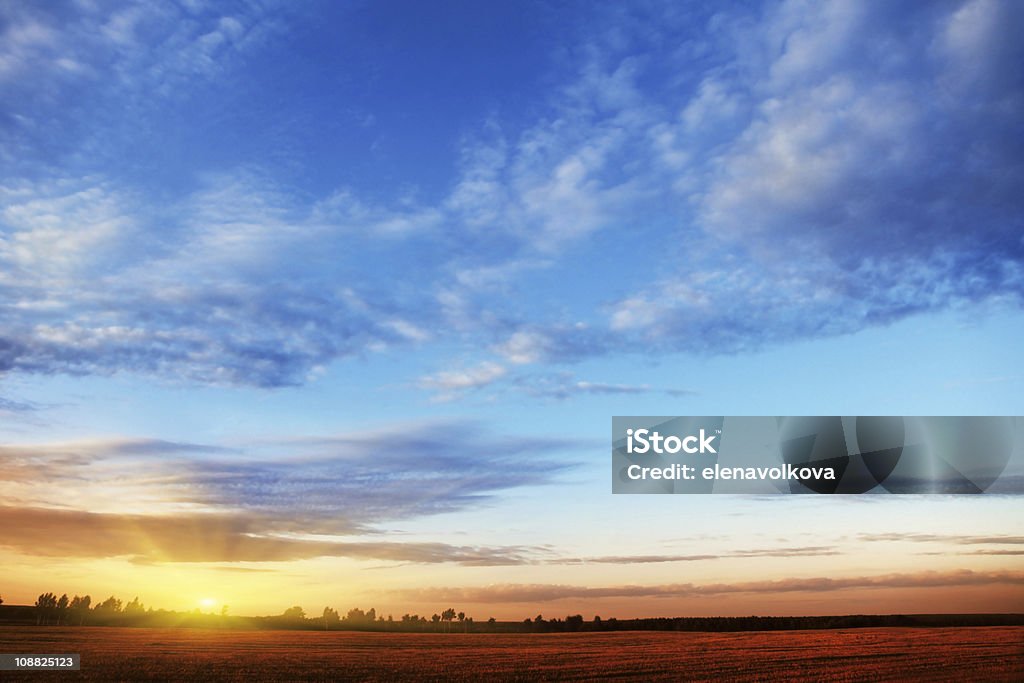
left=1, top=0, right=1022, bottom=619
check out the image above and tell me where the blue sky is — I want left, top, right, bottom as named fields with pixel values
left=1, top=0, right=1022, bottom=617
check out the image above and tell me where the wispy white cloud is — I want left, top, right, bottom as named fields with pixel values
left=0, top=178, right=137, bottom=281
left=493, top=330, right=552, bottom=365
left=400, top=569, right=1024, bottom=603
left=1, top=0, right=1021, bottom=393
left=602, top=0, right=1024, bottom=352
left=0, top=0, right=286, bottom=176
left=0, top=16, right=58, bottom=82
left=515, top=372, right=696, bottom=401
left=418, top=362, right=507, bottom=401
left=312, top=189, right=443, bottom=239
left=428, top=0, right=1024, bottom=370
left=0, top=0, right=279, bottom=92
left=0, top=396, right=39, bottom=413
left=0, top=423, right=579, bottom=555
left=0, top=170, right=437, bottom=386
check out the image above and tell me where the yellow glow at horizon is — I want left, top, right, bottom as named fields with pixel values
left=1, top=546, right=1022, bottom=620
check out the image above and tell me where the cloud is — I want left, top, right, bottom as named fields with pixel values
left=0, top=13, right=58, bottom=84
left=0, top=173, right=445, bottom=387
left=0, top=1, right=285, bottom=176
left=570, top=554, right=721, bottom=565
left=418, top=362, right=507, bottom=391
left=310, top=189, right=443, bottom=239
left=418, top=362, right=507, bottom=400
left=428, top=0, right=1024, bottom=368
left=2, top=0, right=1021, bottom=390
left=515, top=373, right=696, bottom=400
left=399, top=570, right=1024, bottom=603
left=0, top=423, right=579, bottom=540
left=859, top=533, right=1024, bottom=545
left=443, top=75, right=652, bottom=254
left=0, top=1, right=279, bottom=94
left=416, top=354, right=698, bottom=401
left=606, top=0, right=1024, bottom=351
left=422, top=0, right=1024, bottom=363
left=0, top=437, right=233, bottom=478
left=209, top=566, right=282, bottom=574
left=730, top=546, right=839, bottom=558
left=572, top=381, right=651, bottom=395
left=0, top=506, right=541, bottom=565
left=98, top=439, right=238, bottom=457
left=965, top=550, right=1024, bottom=556
left=493, top=330, right=552, bottom=365
left=0, top=396, right=38, bottom=412
left=565, top=546, right=838, bottom=565
left=186, top=423, right=577, bottom=528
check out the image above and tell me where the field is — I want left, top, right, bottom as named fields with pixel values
left=1, top=626, right=1021, bottom=681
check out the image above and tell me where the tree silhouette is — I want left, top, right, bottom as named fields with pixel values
left=56, top=594, right=69, bottom=625
left=282, top=606, right=305, bottom=621
left=441, top=607, right=456, bottom=632
left=322, top=607, right=340, bottom=630
left=69, top=595, right=91, bottom=625
left=124, top=597, right=145, bottom=616
left=95, top=596, right=122, bottom=613
left=35, top=592, right=58, bottom=625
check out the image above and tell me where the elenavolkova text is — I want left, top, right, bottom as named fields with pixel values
left=626, top=463, right=837, bottom=481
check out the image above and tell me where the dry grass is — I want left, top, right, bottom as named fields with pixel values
left=1, top=626, right=1021, bottom=681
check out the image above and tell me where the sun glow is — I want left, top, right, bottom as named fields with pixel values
left=199, top=598, right=218, bottom=609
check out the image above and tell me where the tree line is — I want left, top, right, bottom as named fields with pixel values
left=287, top=606, right=478, bottom=632
left=26, top=593, right=151, bottom=626
left=3, top=592, right=490, bottom=631
left=2, top=592, right=1021, bottom=632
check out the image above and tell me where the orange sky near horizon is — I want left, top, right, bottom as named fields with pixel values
left=2, top=462, right=1022, bottom=620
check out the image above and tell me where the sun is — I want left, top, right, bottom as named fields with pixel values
left=199, top=598, right=218, bottom=610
